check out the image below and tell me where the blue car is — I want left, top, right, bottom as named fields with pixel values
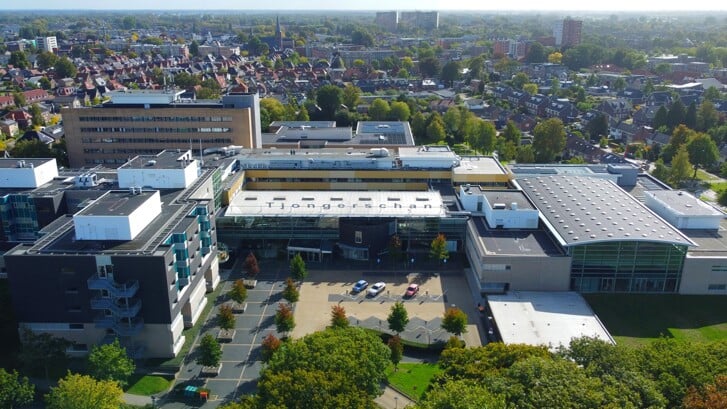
left=352, top=279, right=369, bottom=293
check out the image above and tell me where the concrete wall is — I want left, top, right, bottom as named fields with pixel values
left=680, top=255, right=727, bottom=294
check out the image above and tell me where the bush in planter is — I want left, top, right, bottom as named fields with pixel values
left=282, top=278, right=299, bottom=303
left=196, top=334, right=222, bottom=368
left=217, top=304, right=236, bottom=330
left=228, top=279, right=248, bottom=305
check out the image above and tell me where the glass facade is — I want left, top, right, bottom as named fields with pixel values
left=569, top=241, right=687, bottom=293
left=0, top=194, right=39, bottom=241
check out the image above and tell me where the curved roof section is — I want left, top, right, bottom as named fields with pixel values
left=517, top=176, right=696, bottom=247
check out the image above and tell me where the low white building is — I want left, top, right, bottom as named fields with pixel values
left=459, top=186, right=539, bottom=229
left=644, top=190, right=725, bottom=230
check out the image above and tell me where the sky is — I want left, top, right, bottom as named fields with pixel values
left=3, top=0, right=725, bottom=12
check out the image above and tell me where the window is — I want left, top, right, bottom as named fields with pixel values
left=69, top=344, right=88, bottom=352
left=708, top=284, right=726, bottom=291
left=69, top=323, right=84, bottom=330
left=355, top=231, right=363, bottom=244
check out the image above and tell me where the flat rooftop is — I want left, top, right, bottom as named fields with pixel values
left=0, top=158, right=54, bottom=169
left=645, top=190, right=726, bottom=217
left=684, top=219, right=727, bottom=256
left=454, top=156, right=508, bottom=176
left=518, top=176, right=695, bottom=247
left=472, top=217, right=563, bottom=256
left=118, top=150, right=195, bottom=170
left=488, top=291, right=614, bottom=350
left=75, top=190, right=156, bottom=217
left=225, top=190, right=446, bottom=218
left=481, top=189, right=535, bottom=210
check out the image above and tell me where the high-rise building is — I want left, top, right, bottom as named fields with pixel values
left=554, top=19, right=582, bottom=47
left=399, top=11, right=439, bottom=30
left=35, top=36, right=58, bottom=54
left=375, top=11, right=398, bottom=32
left=62, top=90, right=261, bottom=168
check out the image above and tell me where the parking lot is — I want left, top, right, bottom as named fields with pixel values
left=293, top=269, right=484, bottom=347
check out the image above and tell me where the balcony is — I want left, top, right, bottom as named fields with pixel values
left=90, top=297, right=142, bottom=318
left=87, top=275, right=139, bottom=298
left=113, top=317, right=144, bottom=337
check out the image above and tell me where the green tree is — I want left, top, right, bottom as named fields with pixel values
left=229, top=279, right=248, bottom=305
left=411, top=111, right=427, bottom=140
left=653, top=105, right=668, bottom=130
left=587, top=113, right=609, bottom=141
left=18, top=329, right=71, bottom=379
left=685, top=102, right=697, bottom=129
left=282, top=278, right=300, bottom=303
left=368, top=99, right=390, bottom=121
left=87, top=339, right=135, bottom=388
left=666, top=100, right=686, bottom=131
left=669, top=145, right=692, bottom=187
left=275, top=303, right=295, bottom=334
left=419, top=57, right=440, bottom=78
left=388, top=101, right=411, bottom=122
left=217, top=304, right=236, bottom=330
left=9, top=51, right=29, bottom=69
left=260, top=334, right=281, bottom=362
left=516, top=145, right=535, bottom=163
left=0, top=368, right=35, bottom=409
left=532, top=118, right=566, bottom=162
left=330, top=304, right=349, bottom=329
left=54, top=58, right=77, bottom=79
left=45, top=372, right=122, bottom=409
left=387, top=335, right=403, bottom=369
left=511, top=72, right=530, bottom=90
left=37, top=51, right=59, bottom=71
left=429, top=233, right=449, bottom=263
left=651, top=158, right=670, bottom=183
left=441, top=61, right=461, bottom=87
left=341, top=85, right=361, bottom=111
left=703, top=86, right=721, bottom=102
left=441, top=307, right=468, bottom=336
left=686, top=132, right=720, bottom=178
left=196, top=334, right=222, bottom=368
left=289, top=253, right=307, bottom=281
left=426, top=114, right=447, bottom=144
left=387, top=301, right=409, bottom=334
left=258, top=327, right=389, bottom=407
left=351, top=29, right=374, bottom=47
left=525, top=42, right=547, bottom=63
left=173, top=71, right=200, bottom=88
left=697, top=101, right=719, bottom=132
left=396, top=68, right=410, bottom=78
left=38, top=77, right=52, bottom=90
left=522, top=83, right=538, bottom=95
left=12, top=139, right=54, bottom=158
left=316, top=85, right=343, bottom=121
left=29, top=104, right=45, bottom=128
left=468, top=120, right=497, bottom=154
left=502, top=120, right=521, bottom=145
left=12, top=92, right=26, bottom=108
left=415, top=379, right=507, bottom=409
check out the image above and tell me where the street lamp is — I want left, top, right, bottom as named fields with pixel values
left=151, top=395, right=157, bottom=408
left=395, top=396, right=399, bottom=409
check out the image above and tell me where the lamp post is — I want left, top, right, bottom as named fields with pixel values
left=395, top=396, right=399, bottom=409
left=151, top=395, right=157, bottom=408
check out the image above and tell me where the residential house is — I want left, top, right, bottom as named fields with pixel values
left=618, top=88, right=645, bottom=105
left=609, top=121, right=638, bottom=143
left=4, top=110, right=32, bottom=129
left=633, top=106, right=661, bottom=127
left=524, top=94, right=549, bottom=117
left=23, top=89, right=52, bottom=104
left=0, top=119, right=18, bottom=137
left=545, top=98, right=577, bottom=123
left=596, top=98, right=633, bottom=122
left=646, top=91, right=673, bottom=107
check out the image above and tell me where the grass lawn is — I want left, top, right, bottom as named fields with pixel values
left=126, top=374, right=173, bottom=396
left=585, top=294, right=727, bottom=347
left=385, top=362, right=442, bottom=401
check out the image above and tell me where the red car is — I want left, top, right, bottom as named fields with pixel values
left=404, top=284, right=419, bottom=298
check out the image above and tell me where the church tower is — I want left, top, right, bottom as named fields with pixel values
left=275, top=16, right=284, bottom=50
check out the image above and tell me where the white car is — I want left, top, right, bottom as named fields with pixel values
left=367, top=282, right=386, bottom=297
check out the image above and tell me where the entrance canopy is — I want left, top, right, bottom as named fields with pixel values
left=225, top=191, right=446, bottom=218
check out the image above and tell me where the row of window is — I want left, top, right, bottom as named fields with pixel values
left=84, top=148, right=169, bottom=155
left=81, top=137, right=232, bottom=144
left=78, top=116, right=233, bottom=122
left=80, top=127, right=232, bottom=133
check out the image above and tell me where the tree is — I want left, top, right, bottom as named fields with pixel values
left=669, top=145, right=692, bottom=187
left=275, top=303, right=295, bottom=334
left=548, top=51, right=563, bottom=64
left=330, top=304, right=349, bottom=329
left=86, top=339, right=135, bottom=387
left=430, top=233, right=449, bottom=263
left=686, top=132, right=719, bottom=178
left=697, top=101, right=719, bottom=132
left=368, top=99, right=390, bottom=121
left=30, top=104, right=45, bottom=128
left=612, top=77, right=627, bottom=92
left=196, top=334, right=222, bottom=368
left=38, top=77, right=52, bottom=90
left=229, top=279, right=248, bottom=305
left=441, top=307, right=468, bottom=336
left=257, top=327, right=389, bottom=407
left=666, top=100, right=686, bottom=131
left=282, top=278, right=300, bottom=303
left=411, top=111, right=427, bottom=139
left=45, top=372, right=122, bottom=409
left=511, top=72, right=530, bottom=90
left=341, top=85, right=361, bottom=111
left=12, top=92, right=26, bottom=108
left=387, top=301, right=409, bottom=334
left=651, top=159, right=670, bottom=183
left=243, top=252, right=259, bottom=277
left=419, top=57, right=440, bottom=78
left=416, top=379, right=507, bottom=409
left=703, top=86, right=721, bottom=102
left=522, top=83, right=538, bottom=96
left=12, top=139, right=54, bottom=159
left=683, top=375, right=727, bottom=409
left=9, top=51, right=29, bottom=69
left=516, top=145, right=535, bottom=163
left=351, top=29, right=374, bottom=47
left=388, top=335, right=403, bottom=369
left=468, top=120, right=497, bottom=154
left=18, top=329, right=71, bottom=379
left=685, top=102, right=697, bottom=129
left=586, top=113, right=609, bottom=141
left=260, top=334, right=281, bottom=362
left=653, top=105, right=668, bottom=130
left=532, top=118, right=566, bottom=163
left=502, top=120, right=522, bottom=145
left=37, top=51, right=59, bottom=71
left=54, top=58, right=77, bottom=79
left=441, top=61, right=461, bottom=87
left=426, top=114, right=447, bottom=144
left=525, top=42, right=547, bottom=63
left=218, top=304, right=236, bottom=330
left=0, top=368, right=35, bottom=409
left=289, top=253, right=307, bottom=281
left=316, top=85, right=343, bottom=120
left=388, top=101, right=411, bottom=122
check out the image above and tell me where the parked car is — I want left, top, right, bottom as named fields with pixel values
left=404, top=283, right=419, bottom=298
left=368, top=282, right=386, bottom=297
left=352, top=279, right=369, bottom=293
